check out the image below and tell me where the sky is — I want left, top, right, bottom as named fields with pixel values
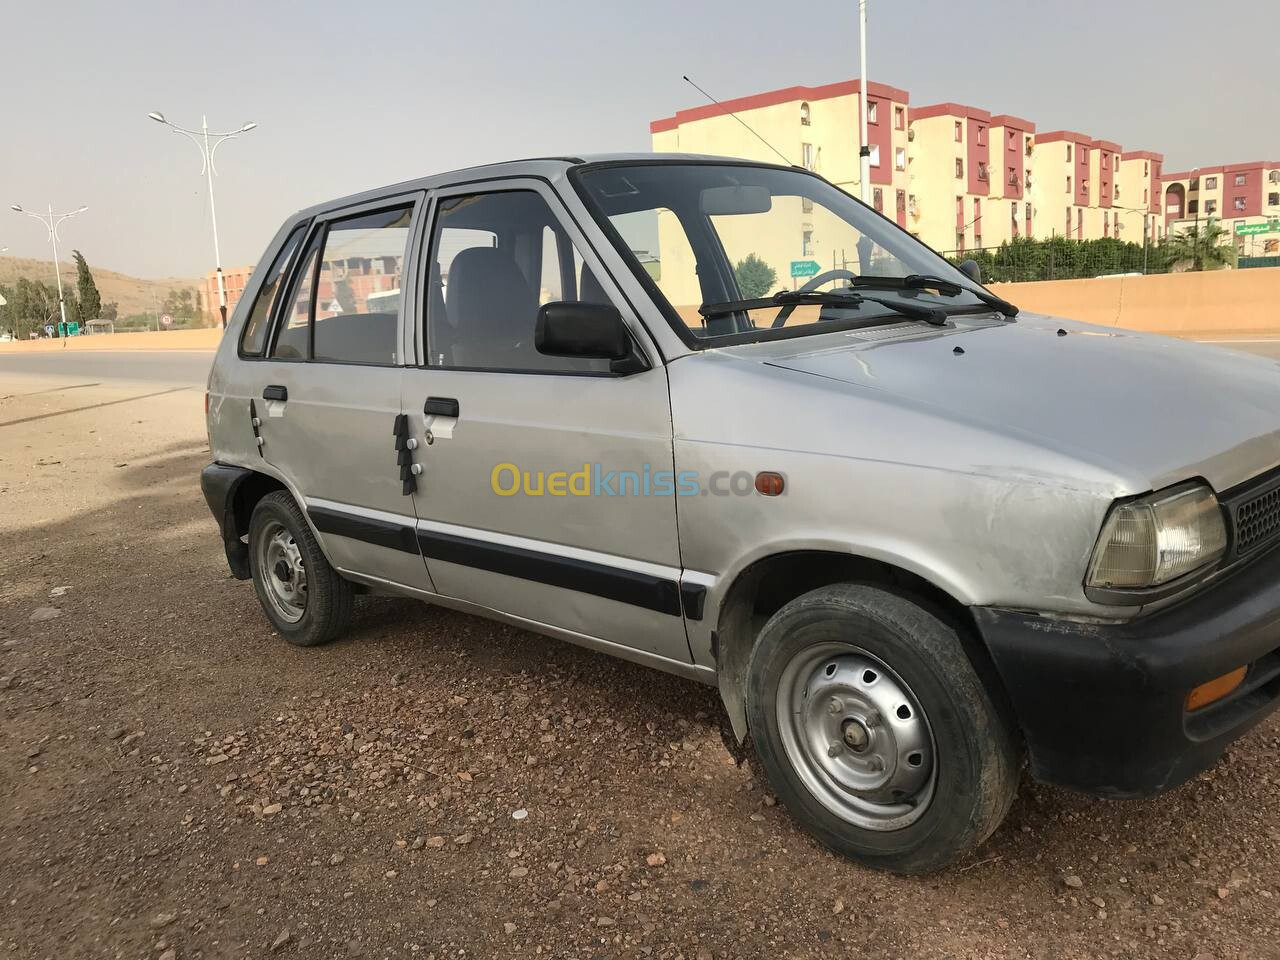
left=1, top=0, right=1275, bottom=280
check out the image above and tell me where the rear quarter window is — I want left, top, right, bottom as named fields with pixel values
left=239, top=225, right=306, bottom=356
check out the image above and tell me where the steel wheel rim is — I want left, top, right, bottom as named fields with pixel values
left=776, top=641, right=936, bottom=831
left=258, top=519, right=307, bottom=623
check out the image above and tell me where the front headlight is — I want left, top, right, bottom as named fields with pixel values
left=1086, top=483, right=1228, bottom=592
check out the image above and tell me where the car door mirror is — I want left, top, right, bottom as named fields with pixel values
left=958, top=258, right=983, bottom=284
left=535, top=302, right=630, bottom=361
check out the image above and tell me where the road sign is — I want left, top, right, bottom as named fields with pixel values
left=44, top=324, right=54, bottom=336
left=790, top=259, right=821, bottom=279
left=160, top=314, right=173, bottom=327
left=1235, top=221, right=1280, bottom=236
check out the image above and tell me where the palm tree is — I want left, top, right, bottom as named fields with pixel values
left=1164, top=217, right=1235, bottom=271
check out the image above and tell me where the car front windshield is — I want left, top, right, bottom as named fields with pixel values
left=574, top=162, right=988, bottom=344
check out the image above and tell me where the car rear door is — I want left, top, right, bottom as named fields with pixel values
left=252, top=193, right=432, bottom=590
left=398, top=179, right=692, bottom=666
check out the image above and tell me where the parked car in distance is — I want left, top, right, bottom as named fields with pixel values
left=202, top=155, right=1280, bottom=873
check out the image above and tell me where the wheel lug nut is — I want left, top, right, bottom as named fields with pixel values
left=867, top=756, right=884, bottom=772
left=827, top=742, right=842, bottom=758
left=827, top=698, right=842, bottom=715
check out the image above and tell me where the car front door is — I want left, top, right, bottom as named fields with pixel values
left=253, top=193, right=432, bottom=590
left=399, top=180, right=691, bottom=666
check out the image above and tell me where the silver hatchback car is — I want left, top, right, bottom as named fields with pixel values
left=203, top=155, right=1280, bottom=873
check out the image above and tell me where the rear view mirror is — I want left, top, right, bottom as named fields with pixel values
left=535, top=302, right=629, bottom=361
left=958, top=259, right=983, bottom=284
left=699, top=185, right=772, bottom=216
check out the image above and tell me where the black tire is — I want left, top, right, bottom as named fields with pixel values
left=247, top=491, right=353, bottom=647
left=745, top=583, right=1018, bottom=874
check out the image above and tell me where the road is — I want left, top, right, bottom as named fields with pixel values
left=0, top=337, right=1276, bottom=389
left=0, top=348, right=214, bottom=387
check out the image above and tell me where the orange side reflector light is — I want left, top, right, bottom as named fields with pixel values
left=755, top=472, right=785, bottom=496
left=1186, top=666, right=1247, bottom=712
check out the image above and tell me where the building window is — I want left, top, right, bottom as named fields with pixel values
left=1204, top=176, right=1217, bottom=189
left=873, top=188, right=883, bottom=212
left=894, top=105, right=905, bottom=130
left=801, top=142, right=815, bottom=170
left=1144, top=188, right=1149, bottom=204
left=1008, top=129, right=1017, bottom=151
left=956, top=195, right=964, bottom=222
left=954, top=120, right=963, bottom=142
left=1101, top=153, right=1109, bottom=170
left=802, top=230, right=813, bottom=256
left=1026, top=136, right=1033, bottom=157
left=1081, top=179, right=1089, bottom=196
left=976, top=125, right=986, bottom=146
left=1144, top=161, right=1149, bottom=176
left=1188, top=200, right=1198, bottom=214
left=801, top=196, right=813, bottom=213
left=867, top=100, right=878, bottom=124
left=908, top=194, right=918, bottom=218
left=894, top=147, right=906, bottom=171
left=1066, top=176, right=1072, bottom=194
left=1234, top=196, right=1247, bottom=211
left=869, top=144, right=881, bottom=167
left=1269, top=192, right=1280, bottom=206
left=1235, top=173, right=1247, bottom=186
left=1008, top=166, right=1018, bottom=186
left=977, top=161, right=988, bottom=181
left=1025, top=202, right=1032, bottom=235
left=800, top=102, right=811, bottom=126
left=1066, top=144, right=1072, bottom=162
left=956, top=232, right=965, bottom=252
left=1076, top=208, right=1083, bottom=239
left=1011, top=201, right=1019, bottom=236
left=1065, top=207, right=1071, bottom=236
left=1205, top=199, right=1217, bottom=214
left=955, top=157, right=964, bottom=178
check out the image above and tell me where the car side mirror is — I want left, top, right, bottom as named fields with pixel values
left=958, top=258, right=983, bottom=284
left=535, top=302, right=630, bottom=361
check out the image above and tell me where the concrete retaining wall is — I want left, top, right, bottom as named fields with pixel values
left=989, top=267, right=1280, bottom=339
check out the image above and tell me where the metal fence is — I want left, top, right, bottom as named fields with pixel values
left=939, top=237, right=1176, bottom=284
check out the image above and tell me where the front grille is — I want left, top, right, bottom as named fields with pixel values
left=1225, top=467, right=1280, bottom=558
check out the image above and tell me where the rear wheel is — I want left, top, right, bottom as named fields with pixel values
left=248, top=491, right=353, bottom=646
left=745, top=583, right=1018, bottom=874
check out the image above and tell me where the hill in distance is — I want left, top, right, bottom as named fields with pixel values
left=0, top=255, right=201, bottom=318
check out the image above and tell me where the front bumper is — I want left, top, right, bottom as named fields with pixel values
left=974, top=545, right=1280, bottom=797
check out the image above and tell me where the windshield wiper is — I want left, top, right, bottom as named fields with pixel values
left=851, top=273, right=1019, bottom=319
left=699, top=289, right=948, bottom=328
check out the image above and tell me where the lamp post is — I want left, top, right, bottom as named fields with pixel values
left=856, top=0, right=871, bottom=205
left=148, top=112, right=256, bottom=328
left=10, top=203, right=88, bottom=333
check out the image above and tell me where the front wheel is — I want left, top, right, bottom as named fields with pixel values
left=745, top=583, right=1018, bottom=874
left=247, top=491, right=353, bottom=647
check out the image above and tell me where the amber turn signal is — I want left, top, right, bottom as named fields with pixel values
left=754, top=471, right=785, bottom=496
left=1185, top=666, right=1247, bottom=712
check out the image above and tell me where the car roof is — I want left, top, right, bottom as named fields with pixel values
left=292, top=152, right=783, bottom=221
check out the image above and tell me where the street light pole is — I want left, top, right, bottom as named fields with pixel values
left=148, top=111, right=256, bottom=328
left=10, top=203, right=88, bottom=334
left=857, top=0, right=871, bottom=205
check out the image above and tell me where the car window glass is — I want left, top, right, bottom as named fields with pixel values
left=271, top=241, right=318, bottom=360
left=313, top=206, right=412, bottom=365
left=240, top=225, right=304, bottom=356
left=427, top=190, right=615, bottom=373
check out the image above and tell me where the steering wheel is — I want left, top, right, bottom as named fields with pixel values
left=796, top=268, right=858, bottom=293
left=771, top=268, right=859, bottom=328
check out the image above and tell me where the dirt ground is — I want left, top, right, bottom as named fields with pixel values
left=2, top=374, right=1280, bottom=960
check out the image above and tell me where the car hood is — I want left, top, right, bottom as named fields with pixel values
left=750, top=313, right=1280, bottom=492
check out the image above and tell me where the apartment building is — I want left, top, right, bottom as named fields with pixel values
left=651, top=79, right=1165, bottom=255
left=1161, top=162, right=1280, bottom=255
left=200, top=265, right=254, bottom=323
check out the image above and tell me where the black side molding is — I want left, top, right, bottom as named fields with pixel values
left=309, top=506, right=419, bottom=555
left=680, top=582, right=707, bottom=621
left=418, top=529, right=682, bottom=617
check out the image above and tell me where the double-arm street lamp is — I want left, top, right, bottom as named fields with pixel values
left=10, top=203, right=89, bottom=331
left=148, top=112, right=256, bottom=328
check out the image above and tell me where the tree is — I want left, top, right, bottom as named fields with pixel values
left=734, top=253, right=777, bottom=299
left=73, top=250, right=102, bottom=321
left=101, top=301, right=119, bottom=322
left=0, top=277, right=64, bottom=338
left=1165, top=217, right=1235, bottom=271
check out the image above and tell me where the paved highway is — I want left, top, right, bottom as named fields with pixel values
left=0, top=349, right=214, bottom=387
left=0, top=337, right=1276, bottom=388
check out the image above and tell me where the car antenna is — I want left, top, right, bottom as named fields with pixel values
left=682, top=75, right=794, bottom=167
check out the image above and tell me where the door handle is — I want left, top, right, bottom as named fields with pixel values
left=424, top=397, right=459, bottom=417
left=263, top=385, right=288, bottom=402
